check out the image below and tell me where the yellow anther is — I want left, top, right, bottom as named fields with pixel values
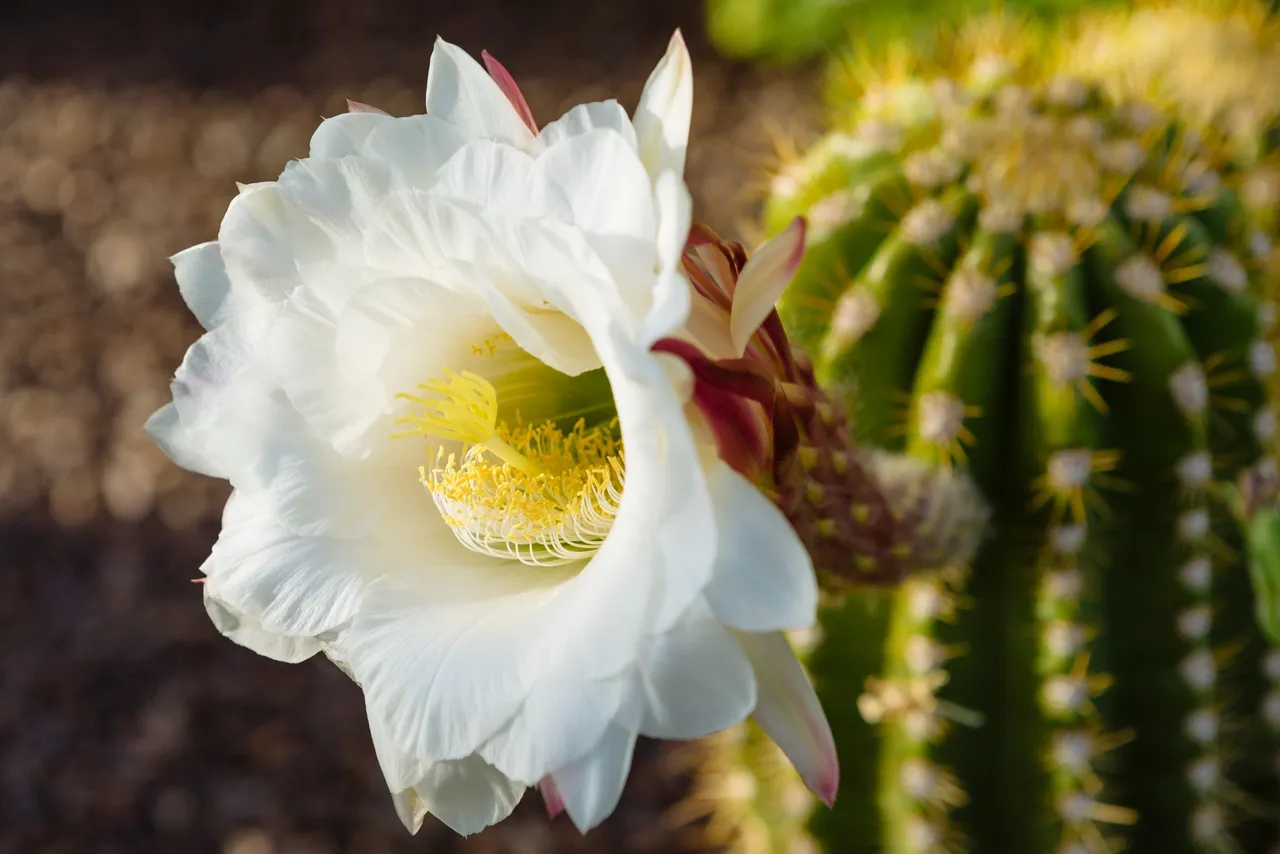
left=393, top=370, right=542, bottom=475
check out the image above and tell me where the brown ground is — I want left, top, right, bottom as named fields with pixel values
left=0, top=2, right=819, bottom=853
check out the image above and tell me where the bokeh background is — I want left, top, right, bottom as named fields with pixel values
left=0, top=2, right=823, bottom=853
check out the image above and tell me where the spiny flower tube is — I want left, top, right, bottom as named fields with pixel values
left=145, top=33, right=840, bottom=837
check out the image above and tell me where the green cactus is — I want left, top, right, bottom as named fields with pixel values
left=702, top=0, right=1126, bottom=64
left=702, top=49, right=1280, bottom=854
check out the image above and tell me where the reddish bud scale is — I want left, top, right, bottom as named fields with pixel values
left=664, top=226, right=939, bottom=591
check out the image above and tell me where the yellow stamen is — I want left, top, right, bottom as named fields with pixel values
left=392, top=367, right=624, bottom=566
left=393, top=369, right=543, bottom=475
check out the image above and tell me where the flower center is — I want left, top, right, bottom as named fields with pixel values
left=393, top=364, right=624, bottom=567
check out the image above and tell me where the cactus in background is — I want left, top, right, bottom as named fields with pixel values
left=704, top=0, right=860, bottom=64
left=702, top=0, right=1125, bottom=65
left=691, top=25, right=1280, bottom=854
left=1062, top=0, right=1280, bottom=232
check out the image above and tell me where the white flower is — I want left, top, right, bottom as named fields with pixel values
left=147, top=34, right=835, bottom=836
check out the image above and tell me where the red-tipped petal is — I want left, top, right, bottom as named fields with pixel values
left=539, top=776, right=565, bottom=819
left=652, top=338, right=776, bottom=479
left=345, top=99, right=389, bottom=115
left=481, top=50, right=538, bottom=135
left=730, top=217, right=807, bottom=358
left=736, top=630, right=839, bottom=807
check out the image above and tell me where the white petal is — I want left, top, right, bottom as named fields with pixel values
left=369, top=714, right=526, bottom=836
left=704, top=460, right=817, bottom=632
left=537, top=128, right=655, bottom=246
left=172, top=242, right=232, bottom=331
left=653, top=169, right=692, bottom=274
left=202, top=490, right=371, bottom=638
left=537, top=128, right=658, bottom=318
left=637, top=170, right=693, bottom=347
left=544, top=272, right=715, bottom=634
left=424, top=37, right=537, bottom=148
left=636, top=598, right=756, bottom=739
left=350, top=564, right=574, bottom=765
left=430, top=138, right=571, bottom=222
left=269, top=273, right=491, bottom=459
left=539, top=100, right=637, bottom=150
left=359, top=192, right=603, bottom=377
left=203, top=588, right=320, bottom=663
left=477, top=672, right=627, bottom=783
left=163, top=324, right=301, bottom=486
left=217, top=182, right=314, bottom=302
left=731, top=218, right=806, bottom=357
left=309, top=111, right=395, bottom=158
left=551, top=722, right=638, bottom=833
left=415, top=755, right=526, bottom=836
left=144, top=403, right=221, bottom=479
left=275, top=156, right=394, bottom=273
left=633, top=31, right=693, bottom=182
left=475, top=220, right=613, bottom=375
left=362, top=114, right=467, bottom=186
left=737, top=631, right=838, bottom=806
left=368, top=698, right=432, bottom=792
left=389, top=789, right=429, bottom=835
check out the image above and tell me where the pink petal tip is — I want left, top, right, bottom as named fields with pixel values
left=481, top=50, right=538, bottom=135
left=539, top=776, right=565, bottom=819
left=814, top=768, right=839, bottom=808
left=345, top=99, right=389, bottom=115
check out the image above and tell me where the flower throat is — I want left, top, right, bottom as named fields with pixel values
left=392, top=358, right=624, bottom=567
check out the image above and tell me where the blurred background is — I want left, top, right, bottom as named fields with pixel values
left=0, top=2, right=821, bottom=852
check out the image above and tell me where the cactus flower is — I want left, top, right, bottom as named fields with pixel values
left=146, top=33, right=839, bottom=837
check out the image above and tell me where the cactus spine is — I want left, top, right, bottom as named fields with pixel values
left=700, top=30, right=1280, bottom=854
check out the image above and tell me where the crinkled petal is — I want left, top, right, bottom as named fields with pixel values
left=738, top=631, right=838, bottom=807
left=425, top=37, right=537, bottom=149
left=704, top=460, right=817, bottom=632
left=218, top=182, right=326, bottom=305
left=551, top=722, right=638, bottom=833
left=275, top=156, right=394, bottom=277
left=202, top=490, right=371, bottom=638
left=633, top=31, right=693, bottom=183
left=163, top=324, right=301, bottom=486
left=539, top=100, right=637, bottom=151
left=270, top=275, right=489, bottom=459
left=144, top=403, right=221, bottom=479
left=351, top=562, right=575, bottom=765
left=362, top=115, right=468, bottom=187
left=309, top=111, right=395, bottom=159
left=430, top=138, right=571, bottom=222
left=203, top=588, right=321, bottom=663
